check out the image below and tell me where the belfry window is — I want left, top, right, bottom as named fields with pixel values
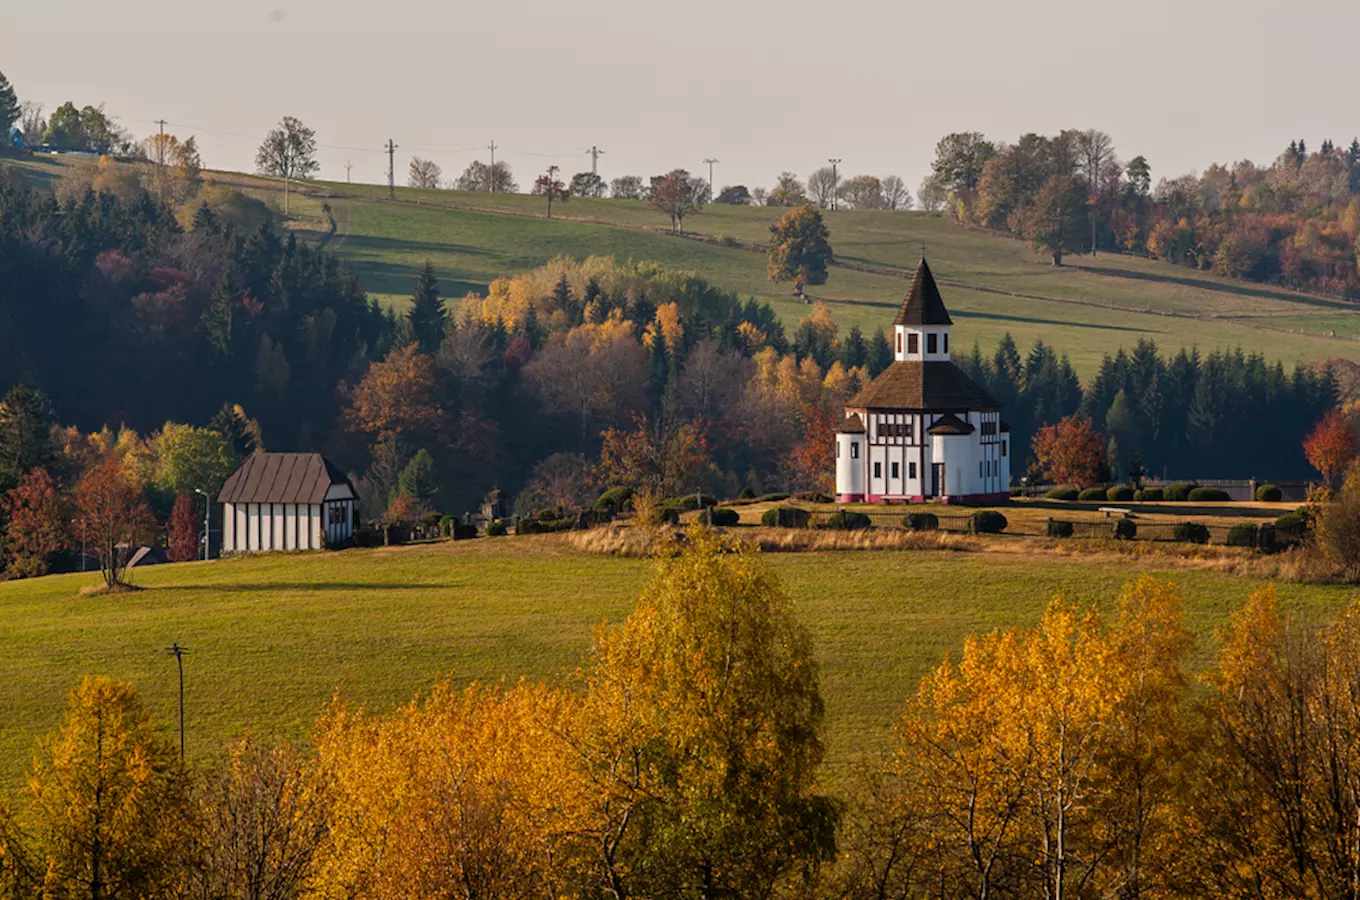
left=943, top=333, right=949, bottom=354
left=927, top=333, right=938, bottom=354
left=896, top=332, right=902, bottom=353
left=908, top=333, right=919, bottom=354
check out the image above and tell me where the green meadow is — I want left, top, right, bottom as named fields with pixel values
left=7, top=152, right=1360, bottom=376
left=2, top=537, right=1355, bottom=789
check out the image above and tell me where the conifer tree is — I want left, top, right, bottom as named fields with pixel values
left=840, top=324, right=868, bottom=369
left=0, top=70, right=17, bottom=135
left=0, top=384, right=52, bottom=491
left=867, top=327, right=893, bottom=378
left=406, top=261, right=444, bottom=354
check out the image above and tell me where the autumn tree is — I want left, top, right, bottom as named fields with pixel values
left=523, top=323, right=648, bottom=448
left=183, top=738, right=329, bottom=900
left=72, top=457, right=155, bottom=588
left=714, top=184, right=751, bottom=205
left=406, top=156, right=441, bottom=189
left=930, top=131, right=996, bottom=194
left=168, top=490, right=199, bottom=562
left=2, top=466, right=67, bottom=578
left=597, top=411, right=710, bottom=498
left=1019, top=174, right=1089, bottom=265
left=532, top=166, right=569, bottom=218
left=1032, top=413, right=1106, bottom=487
left=209, top=403, right=263, bottom=458
left=344, top=343, right=443, bottom=444
left=648, top=168, right=707, bottom=233
left=769, top=171, right=808, bottom=207
left=1303, top=408, right=1357, bottom=485
left=255, top=116, right=318, bottom=217
left=789, top=403, right=838, bottom=492
left=566, top=530, right=837, bottom=897
left=149, top=423, right=239, bottom=500
left=768, top=204, right=833, bottom=297
left=838, top=174, right=885, bottom=210
left=27, top=677, right=186, bottom=900
left=406, top=261, right=445, bottom=353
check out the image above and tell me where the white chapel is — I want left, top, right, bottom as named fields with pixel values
left=835, top=259, right=1011, bottom=504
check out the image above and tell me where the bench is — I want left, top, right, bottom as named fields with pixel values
left=1098, top=506, right=1135, bottom=519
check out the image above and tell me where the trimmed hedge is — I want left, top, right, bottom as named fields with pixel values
left=1164, top=482, right=1198, bottom=501
left=1046, top=487, right=1080, bottom=501
left=761, top=506, right=811, bottom=528
left=707, top=508, right=740, bottom=527
left=485, top=519, right=508, bottom=537
left=904, top=512, right=939, bottom=531
left=452, top=523, right=479, bottom=540
left=821, top=510, right=872, bottom=530
left=1046, top=519, right=1074, bottom=538
left=667, top=493, right=717, bottom=511
left=1106, top=486, right=1135, bottom=502
left=969, top=510, right=1008, bottom=534
left=594, top=486, right=633, bottom=512
left=1225, top=524, right=1258, bottom=548
left=759, top=492, right=790, bottom=502
left=793, top=491, right=834, bottom=503
left=738, top=487, right=757, bottom=500
left=1173, top=522, right=1210, bottom=544
left=1078, top=487, right=1107, bottom=501
left=1133, top=488, right=1164, bottom=502
left=517, top=515, right=575, bottom=535
left=1255, top=484, right=1283, bottom=502
left=1114, top=518, right=1137, bottom=540
left=1188, top=487, right=1231, bottom=502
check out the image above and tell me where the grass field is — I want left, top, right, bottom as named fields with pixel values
left=7, top=152, right=1360, bottom=376
left=2, top=536, right=1355, bottom=792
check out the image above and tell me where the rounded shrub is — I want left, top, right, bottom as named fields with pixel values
left=903, top=512, right=939, bottom=531
left=485, top=519, right=508, bottom=537
left=1274, top=511, right=1309, bottom=534
left=452, top=523, right=479, bottom=540
left=666, top=493, right=717, bottom=512
left=969, top=510, right=1008, bottom=534
left=1047, top=519, right=1074, bottom=538
left=1114, top=518, right=1137, bottom=541
left=659, top=507, right=681, bottom=526
left=738, top=487, right=757, bottom=500
left=1046, top=487, right=1080, bottom=501
left=793, top=490, right=834, bottom=504
left=594, top=485, right=633, bottom=512
left=708, top=508, right=740, bottom=527
left=761, top=506, right=811, bottom=528
left=821, top=510, right=872, bottom=531
left=759, top=492, right=790, bottom=503
left=1225, top=524, right=1258, bottom=548
left=1188, top=487, right=1231, bottom=502
left=1078, top=487, right=1106, bottom=502
left=1133, top=488, right=1164, bottom=502
left=1164, top=482, right=1199, bottom=502
left=439, top=515, right=455, bottom=537
left=1255, top=484, right=1283, bottom=502
left=1173, top=521, right=1210, bottom=544
left=1106, top=485, right=1135, bottom=502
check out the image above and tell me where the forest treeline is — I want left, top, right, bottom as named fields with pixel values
left=0, top=176, right=1340, bottom=577
left=3, top=533, right=1360, bottom=899
left=925, top=129, right=1360, bottom=296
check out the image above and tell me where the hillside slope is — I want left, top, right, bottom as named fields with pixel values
left=9, top=153, right=1360, bottom=375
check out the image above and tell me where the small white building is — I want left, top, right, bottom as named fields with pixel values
left=218, top=453, right=357, bottom=553
left=835, top=259, right=1011, bottom=504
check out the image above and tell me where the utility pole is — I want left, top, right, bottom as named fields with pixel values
left=703, top=158, right=719, bottom=198
left=545, top=165, right=559, bottom=218
left=589, top=145, right=605, bottom=175
left=828, top=158, right=842, bottom=211
left=488, top=140, right=498, bottom=192
left=344, top=160, right=352, bottom=184
left=165, top=643, right=189, bottom=763
left=385, top=139, right=398, bottom=200
left=155, top=118, right=168, bottom=166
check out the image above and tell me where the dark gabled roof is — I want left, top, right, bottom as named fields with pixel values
left=847, top=361, right=1000, bottom=411
left=837, top=413, right=866, bottom=434
left=927, top=412, right=975, bottom=436
left=893, top=259, right=953, bottom=327
left=217, top=453, right=353, bottom=504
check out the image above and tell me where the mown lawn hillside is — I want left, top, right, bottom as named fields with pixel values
left=1, top=536, right=1354, bottom=790
left=7, top=152, right=1360, bottom=377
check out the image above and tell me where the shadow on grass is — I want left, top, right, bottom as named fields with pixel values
left=148, top=582, right=451, bottom=593
left=1069, top=263, right=1352, bottom=312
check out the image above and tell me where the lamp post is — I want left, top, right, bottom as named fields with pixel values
left=193, top=488, right=211, bottom=561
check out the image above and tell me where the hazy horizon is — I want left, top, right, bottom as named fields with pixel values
left=6, top=0, right=1359, bottom=195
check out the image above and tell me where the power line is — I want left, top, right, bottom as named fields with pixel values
left=165, top=643, right=189, bottom=763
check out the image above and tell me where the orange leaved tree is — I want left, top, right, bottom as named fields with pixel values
left=1302, top=409, right=1357, bottom=487
left=1032, top=413, right=1106, bottom=487
left=73, top=456, right=155, bottom=587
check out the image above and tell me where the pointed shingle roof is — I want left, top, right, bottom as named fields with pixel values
left=893, top=258, right=952, bottom=327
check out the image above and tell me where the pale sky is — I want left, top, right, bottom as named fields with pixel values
left=5, top=0, right=1359, bottom=194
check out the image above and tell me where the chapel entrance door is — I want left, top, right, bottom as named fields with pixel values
left=931, top=463, right=945, bottom=498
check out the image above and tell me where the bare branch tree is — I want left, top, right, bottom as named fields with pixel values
left=408, top=157, right=442, bottom=189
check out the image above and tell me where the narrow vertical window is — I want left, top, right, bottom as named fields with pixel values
left=1002, top=439, right=1008, bottom=457
left=943, top=333, right=949, bottom=354
left=896, top=332, right=902, bottom=353
left=851, top=442, right=860, bottom=459
left=927, top=333, right=938, bottom=354
left=908, top=333, right=919, bottom=354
